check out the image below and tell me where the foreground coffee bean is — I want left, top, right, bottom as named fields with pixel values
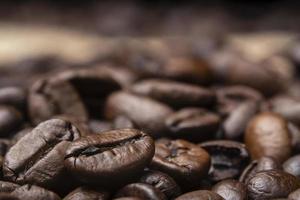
left=212, top=179, right=247, bottom=200
left=239, top=156, right=281, bottom=184
left=130, top=79, right=216, bottom=108
left=0, top=106, right=23, bottom=137
left=105, top=92, right=173, bottom=137
left=200, top=140, right=249, bottom=182
left=3, top=119, right=81, bottom=189
left=0, top=193, right=19, bottom=200
left=283, top=155, right=300, bottom=178
left=115, top=183, right=167, bottom=200
left=28, top=78, right=88, bottom=125
left=64, top=129, right=154, bottom=186
left=247, top=170, right=300, bottom=200
left=165, top=108, right=220, bottom=142
left=11, top=184, right=61, bottom=200
left=245, top=112, right=291, bottom=163
left=139, top=170, right=181, bottom=199
left=64, top=187, right=110, bottom=200
left=175, top=190, right=224, bottom=200
left=0, top=180, right=19, bottom=192
left=150, top=138, right=210, bottom=189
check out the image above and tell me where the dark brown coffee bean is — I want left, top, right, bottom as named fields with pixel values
left=175, top=190, right=224, bottom=200
left=28, top=78, right=88, bottom=125
left=247, top=170, right=300, bottom=200
left=200, top=140, right=249, bottom=182
left=0, top=87, right=26, bottom=111
left=0, top=106, right=23, bottom=137
left=223, top=101, right=259, bottom=140
left=150, top=138, right=210, bottom=189
left=55, top=68, right=121, bottom=118
left=139, top=170, right=181, bottom=199
left=3, top=119, right=81, bottom=189
left=288, top=188, right=300, bottom=200
left=215, top=85, right=263, bottom=117
left=10, top=127, right=33, bottom=145
left=64, top=129, right=154, bottom=186
left=130, top=79, right=216, bottom=108
left=239, top=156, right=281, bottom=184
left=115, top=183, right=167, bottom=200
left=105, top=92, right=173, bottom=137
left=64, top=187, right=110, bottom=200
left=245, top=112, right=292, bottom=163
left=165, top=108, right=220, bottom=142
left=212, top=179, right=247, bottom=200
left=0, top=181, right=19, bottom=192
left=283, top=155, right=300, bottom=178
left=11, top=184, right=61, bottom=200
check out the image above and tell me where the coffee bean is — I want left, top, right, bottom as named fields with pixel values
left=245, top=112, right=292, bottom=163
left=88, top=120, right=113, bottom=134
left=139, top=170, right=181, bottom=199
left=115, top=183, right=167, bottom=200
left=150, top=138, right=210, bottom=189
left=175, top=190, right=224, bottom=200
left=55, top=69, right=121, bottom=118
left=130, top=79, right=216, bottom=108
left=247, top=170, right=300, bottom=200
left=223, top=101, right=259, bottom=140
left=239, top=156, right=281, bottom=184
left=0, top=193, right=20, bottom=200
left=64, top=129, right=154, bottom=186
left=64, top=187, right=110, bottom=200
left=113, top=116, right=136, bottom=129
left=212, top=179, right=247, bottom=200
left=283, top=155, right=300, bottom=178
left=3, top=119, right=81, bottom=189
left=215, top=86, right=263, bottom=117
left=0, top=87, right=27, bottom=111
left=28, top=78, right=88, bottom=125
left=200, top=140, right=249, bottom=182
left=288, top=188, right=300, bottom=200
left=0, top=106, right=23, bottom=137
left=11, top=184, right=61, bottom=200
left=0, top=181, right=19, bottom=192
left=105, top=92, right=173, bottom=137
left=165, top=108, right=220, bottom=142
left=10, top=127, right=33, bottom=145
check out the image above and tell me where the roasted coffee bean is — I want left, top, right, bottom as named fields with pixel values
left=165, top=108, right=220, bottom=142
left=28, top=78, right=88, bottom=125
left=55, top=69, right=121, bottom=117
left=10, top=127, right=32, bottom=145
left=283, top=155, right=300, bottom=178
left=105, top=92, right=173, bottom=137
left=64, top=129, right=154, bottom=186
left=115, top=183, right=167, bottom=200
left=88, top=120, right=113, bottom=134
left=139, top=170, right=181, bottom=199
left=3, top=119, right=81, bottom=189
left=175, top=190, right=224, bottom=200
left=0, top=106, right=23, bottom=137
left=215, top=86, right=263, bottom=117
left=239, top=156, right=281, bottom=184
left=212, top=179, right=247, bottom=200
left=130, top=79, right=216, bottom=108
left=0, top=87, right=26, bottom=111
left=247, top=170, right=300, bottom=200
left=223, top=101, right=259, bottom=140
left=245, top=112, right=291, bottom=163
left=64, top=187, right=110, bottom=200
left=200, top=140, right=249, bottom=182
left=0, top=181, right=19, bottom=192
left=113, top=116, right=136, bottom=129
left=288, top=188, right=300, bottom=200
left=11, top=184, right=61, bottom=200
left=150, top=138, right=210, bottom=189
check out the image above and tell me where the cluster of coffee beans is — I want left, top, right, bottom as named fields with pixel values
left=0, top=39, right=300, bottom=200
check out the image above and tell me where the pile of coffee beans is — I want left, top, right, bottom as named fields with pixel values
left=1, top=38, right=300, bottom=200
